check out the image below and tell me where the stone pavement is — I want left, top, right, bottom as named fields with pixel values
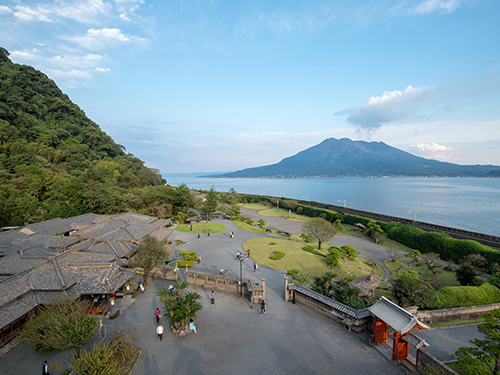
left=1, top=206, right=465, bottom=375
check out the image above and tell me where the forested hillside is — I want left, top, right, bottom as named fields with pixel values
left=0, top=48, right=191, bottom=226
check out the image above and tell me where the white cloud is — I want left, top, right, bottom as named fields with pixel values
left=0, top=5, right=12, bottom=14
left=95, top=67, right=110, bottom=72
left=68, top=28, right=132, bottom=49
left=411, top=0, right=463, bottom=15
left=14, top=5, right=53, bottom=22
left=336, top=85, right=437, bottom=130
left=410, top=142, right=456, bottom=161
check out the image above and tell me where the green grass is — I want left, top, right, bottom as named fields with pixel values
left=242, top=237, right=374, bottom=279
left=429, top=318, right=484, bottom=329
left=257, top=207, right=308, bottom=222
left=175, top=222, right=227, bottom=234
left=270, top=251, right=285, bottom=260
left=241, top=203, right=272, bottom=210
left=232, top=220, right=267, bottom=233
left=385, top=257, right=460, bottom=288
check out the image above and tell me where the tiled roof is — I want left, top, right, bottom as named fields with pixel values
left=6, top=236, right=80, bottom=254
left=111, top=212, right=158, bottom=224
left=0, top=230, right=27, bottom=249
left=403, top=331, right=429, bottom=349
left=23, top=218, right=73, bottom=236
left=293, top=284, right=371, bottom=319
left=0, top=294, right=37, bottom=328
left=368, top=297, right=429, bottom=334
left=65, top=213, right=100, bottom=224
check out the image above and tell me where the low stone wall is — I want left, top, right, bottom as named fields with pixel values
left=418, top=348, right=459, bottom=374
left=186, top=270, right=265, bottom=303
left=416, top=302, right=500, bottom=324
left=290, top=284, right=371, bottom=332
left=135, top=266, right=177, bottom=281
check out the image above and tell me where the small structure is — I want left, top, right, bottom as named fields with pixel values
left=369, top=297, right=429, bottom=366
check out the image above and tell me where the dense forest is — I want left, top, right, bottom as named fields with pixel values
left=0, top=47, right=192, bottom=226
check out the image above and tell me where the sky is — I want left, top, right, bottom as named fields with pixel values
left=1, top=0, right=500, bottom=173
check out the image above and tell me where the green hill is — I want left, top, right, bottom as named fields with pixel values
left=0, top=47, right=191, bottom=226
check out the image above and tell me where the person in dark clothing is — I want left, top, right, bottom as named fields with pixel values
left=42, top=361, right=50, bottom=375
left=260, top=300, right=266, bottom=315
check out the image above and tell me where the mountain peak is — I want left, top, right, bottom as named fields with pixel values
left=212, top=138, right=500, bottom=178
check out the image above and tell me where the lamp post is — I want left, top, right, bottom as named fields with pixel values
left=407, top=209, right=417, bottom=224
left=239, top=257, right=244, bottom=298
left=338, top=199, right=346, bottom=208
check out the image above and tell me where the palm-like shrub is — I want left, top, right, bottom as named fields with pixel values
left=156, top=281, right=203, bottom=335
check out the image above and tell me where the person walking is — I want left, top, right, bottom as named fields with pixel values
left=254, top=262, right=258, bottom=273
left=154, top=308, right=161, bottom=324
left=156, top=323, right=164, bottom=341
left=236, top=251, right=240, bottom=260
left=260, top=299, right=267, bottom=316
left=211, top=291, right=215, bottom=305
left=198, top=232, right=200, bottom=239
left=42, top=360, right=50, bottom=375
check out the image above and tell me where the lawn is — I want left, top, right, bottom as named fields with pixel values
left=384, top=257, right=460, bottom=288
left=241, top=203, right=272, bottom=210
left=242, top=237, right=374, bottom=279
left=232, top=220, right=267, bottom=234
left=175, top=222, right=227, bottom=234
left=257, top=207, right=309, bottom=222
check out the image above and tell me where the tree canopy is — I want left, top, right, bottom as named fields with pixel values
left=0, top=48, right=193, bottom=226
left=131, top=235, right=169, bottom=285
left=17, top=298, right=100, bottom=358
left=302, top=217, right=339, bottom=249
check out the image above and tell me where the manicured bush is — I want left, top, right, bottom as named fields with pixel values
left=270, top=251, right=285, bottom=260
left=486, top=274, right=500, bottom=290
left=302, top=245, right=326, bottom=257
left=269, top=242, right=277, bottom=246
left=386, top=222, right=500, bottom=271
left=435, top=282, right=500, bottom=309
left=296, top=206, right=304, bottom=215
left=287, top=269, right=299, bottom=275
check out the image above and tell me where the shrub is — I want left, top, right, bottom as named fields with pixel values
left=487, top=274, right=500, bottom=289
left=455, top=265, right=477, bottom=286
left=436, top=282, right=500, bottom=309
left=269, top=242, right=277, bottom=246
left=270, top=251, right=285, bottom=260
left=287, top=269, right=299, bottom=275
left=296, top=206, right=304, bottom=215
left=302, top=246, right=326, bottom=257
left=177, top=260, right=195, bottom=268
left=393, top=272, right=437, bottom=309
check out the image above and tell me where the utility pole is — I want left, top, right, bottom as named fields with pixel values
left=338, top=199, right=346, bottom=208
left=407, top=209, right=417, bottom=224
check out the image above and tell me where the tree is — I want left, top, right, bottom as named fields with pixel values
left=456, top=265, right=477, bottom=286
left=333, top=219, right=343, bottom=231
left=283, top=200, right=298, bottom=216
left=312, top=272, right=337, bottom=296
left=408, top=249, right=421, bottom=263
left=131, top=235, right=168, bottom=285
left=156, top=280, right=203, bottom=336
left=364, top=220, right=383, bottom=243
left=340, top=245, right=359, bottom=260
left=270, top=197, right=280, bottom=207
left=71, top=326, right=140, bottom=375
left=421, top=252, right=445, bottom=275
left=201, top=186, right=218, bottom=222
left=326, top=247, right=341, bottom=268
left=456, top=309, right=500, bottom=375
left=386, top=248, right=403, bottom=263
left=17, top=298, right=100, bottom=358
left=257, top=219, right=267, bottom=228
left=466, top=253, right=488, bottom=271
left=302, top=217, right=339, bottom=250
left=393, top=271, right=437, bottom=309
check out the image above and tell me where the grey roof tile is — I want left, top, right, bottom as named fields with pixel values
left=23, top=218, right=73, bottom=236
left=368, top=296, right=429, bottom=334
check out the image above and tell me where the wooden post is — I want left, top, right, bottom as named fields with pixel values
left=262, top=278, right=266, bottom=302
left=284, top=276, right=289, bottom=302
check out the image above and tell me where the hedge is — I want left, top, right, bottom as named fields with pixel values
left=270, top=251, right=285, bottom=260
left=435, top=282, right=500, bottom=309
left=386, top=222, right=500, bottom=269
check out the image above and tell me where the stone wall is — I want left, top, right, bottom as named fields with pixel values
left=186, top=270, right=265, bottom=303
left=135, top=266, right=178, bottom=281
left=416, top=302, right=500, bottom=324
left=418, top=348, right=459, bottom=374
left=290, top=284, right=372, bottom=332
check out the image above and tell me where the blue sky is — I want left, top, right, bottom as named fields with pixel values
left=1, top=0, right=500, bottom=173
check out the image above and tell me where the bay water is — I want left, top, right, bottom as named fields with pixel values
left=163, top=176, right=500, bottom=236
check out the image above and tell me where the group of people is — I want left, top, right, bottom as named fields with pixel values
left=235, top=250, right=250, bottom=260
left=154, top=307, right=198, bottom=339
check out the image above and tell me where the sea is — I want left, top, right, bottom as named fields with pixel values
left=162, top=176, right=500, bottom=237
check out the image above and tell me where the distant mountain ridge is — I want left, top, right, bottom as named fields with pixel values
left=211, top=138, right=500, bottom=178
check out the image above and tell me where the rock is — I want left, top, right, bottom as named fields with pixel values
left=348, top=268, right=381, bottom=298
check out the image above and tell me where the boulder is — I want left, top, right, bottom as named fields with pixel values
left=348, top=269, right=381, bottom=298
